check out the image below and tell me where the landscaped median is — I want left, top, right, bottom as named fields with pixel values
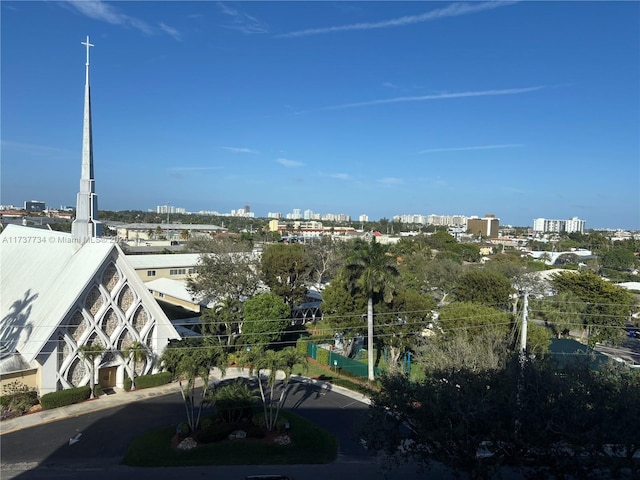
left=122, top=408, right=338, bottom=467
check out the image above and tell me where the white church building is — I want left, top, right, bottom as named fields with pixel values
left=0, top=37, right=180, bottom=395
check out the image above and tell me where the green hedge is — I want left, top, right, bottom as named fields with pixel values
left=316, top=347, right=329, bottom=366
left=133, top=372, right=172, bottom=389
left=296, top=337, right=308, bottom=356
left=40, top=386, right=91, bottom=410
left=124, top=378, right=132, bottom=391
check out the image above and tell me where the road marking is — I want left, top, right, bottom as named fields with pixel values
left=69, top=433, right=82, bottom=445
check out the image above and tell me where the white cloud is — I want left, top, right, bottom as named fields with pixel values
left=278, top=1, right=518, bottom=38
left=330, top=173, right=352, bottom=180
left=378, top=177, right=403, bottom=185
left=323, top=86, right=543, bottom=110
left=62, top=1, right=180, bottom=39
left=168, top=166, right=222, bottom=172
left=64, top=0, right=153, bottom=35
left=221, top=146, right=259, bottom=154
left=277, top=158, right=304, bottom=168
left=218, top=2, right=268, bottom=34
left=418, top=144, right=524, bottom=154
left=159, top=23, right=182, bottom=41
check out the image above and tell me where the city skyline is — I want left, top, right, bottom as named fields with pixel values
left=2, top=1, right=639, bottom=229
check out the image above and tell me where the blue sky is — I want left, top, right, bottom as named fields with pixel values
left=2, top=1, right=638, bottom=229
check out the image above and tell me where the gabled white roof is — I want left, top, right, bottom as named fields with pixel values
left=0, top=225, right=118, bottom=362
left=146, top=277, right=204, bottom=305
left=125, top=253, right=201, bottom=270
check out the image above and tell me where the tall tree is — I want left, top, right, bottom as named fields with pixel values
left=454, top=269, right=513, bottom=309
left=241, top=292, right=291, bottom=349
left=343, top=238, right=399, bottom=380
left=550, top=272, right=634, bottom=346
left=186, top=238, right=261, bottom=304
left=304, top=236, right=346, bottom=286
left=77, top=343, right=105, bottom=399
left=160, top=338, right=227, bottom=433
left=261, top=243, right=312, bottom=306
left=123, top=341, right=149, bottom=390
left=200, top=297, right=244, bottom=347
left=241, top=347, right=307, bottom=431
left=375, top=289, right=437, bottom=371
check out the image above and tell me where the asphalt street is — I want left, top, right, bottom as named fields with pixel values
left=1, top=381, right=462, bottom=480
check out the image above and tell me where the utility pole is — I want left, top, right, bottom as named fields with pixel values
left=515, top=289, right=530, bottom=437
left=519, top=290, right=529, bottom=366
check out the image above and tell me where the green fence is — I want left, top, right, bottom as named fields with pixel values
left=307, top=342, right=381, bottom=378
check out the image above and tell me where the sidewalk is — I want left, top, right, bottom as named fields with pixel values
left=0, top=367, right=369, bottom=435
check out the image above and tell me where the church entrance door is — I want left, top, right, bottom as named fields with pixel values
left=99, top=366, right=117, bottom=388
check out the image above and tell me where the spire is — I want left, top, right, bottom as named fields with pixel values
left=72, top=36, right=101, bottom=244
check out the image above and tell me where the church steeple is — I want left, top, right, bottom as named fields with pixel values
left=72, top=35, right=101, bottom=244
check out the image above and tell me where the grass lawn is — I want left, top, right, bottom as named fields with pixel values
left=123, top=409, right=338, bottom=467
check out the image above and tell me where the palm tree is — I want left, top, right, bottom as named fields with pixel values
left=124, top=341, right=149, bottom=390
left=160, top=338, right=227, bottom=433
left=77, top=343, right=105, bottom=399
left=344, top=238, right=399, bottom=380
left=242, top=347, right=307, bottom=431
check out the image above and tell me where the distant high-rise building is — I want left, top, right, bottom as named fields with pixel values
left=292, top=208, right=302, bottom=220
left=533, top=217, right=585, bottom=234
left=24, top=200, right=46, bottom=213
left=427, top=214, right=467, bottom=227
left=303, top=209, right=313, bottom=220
left=359, top=214, right=369, bottom=222
left=467, top=214, right=499, bottom=238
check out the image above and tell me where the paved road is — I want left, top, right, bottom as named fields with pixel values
left=2, top=380, right=458, bottom=480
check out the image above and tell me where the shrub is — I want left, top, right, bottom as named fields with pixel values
left=0, top=381, right=39, bottom=416
left=252, top=411, right=288, bottom=432
left=296, top=337, right=308, bottom=356
left=133, top=372, right=171, bottom=389
left=197, top=423, right=236, bottom=444
left=123, top=377, right=132, bottom=391
left=93, top=384, right=102, bottom=398
left=40, top=386, right=91, bottom=410
left=316, top=347, right=330, bottom=366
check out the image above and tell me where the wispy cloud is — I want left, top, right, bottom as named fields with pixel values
left=62, top=1, right=180, bottom=39
left=378, top=177, right=403, bottom=185
left=277, top=158, right=304, bottom=168
left=1, top=140, right=74, bottom=157
left=63, top=0, right=153, bottom=35
left=159, top=22, right=181, bottom=41
left=221, top=146, right=259, bottom=154
left=323, top=86, right=543, bottom=110
left=168, top=166, right=222, bottom=172
left=218, top=2, right=268, bottom=34
left=278, top=1, right=517, bottom=38
left=418, top=144, right=524, bottom=154
left=329, top=173, right=352, bottom=181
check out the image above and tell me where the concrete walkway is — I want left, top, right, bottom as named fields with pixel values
left=0, top=367, right=369, bottom=435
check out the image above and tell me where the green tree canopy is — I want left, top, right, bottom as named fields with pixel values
left=261, top=243, right=312, bottom=306
left=375, top=289, right=437, bottom=371
left=242, top=292, right=291, bottom=348
left=343, top=238, right=399, bottom=380
left=454, top=269, right=514, bottom=309
left=550, top=272, right=634, bottom=346
left=186, top=239, right=261, bottom=303
left=601, top=246, right=638, bottom=271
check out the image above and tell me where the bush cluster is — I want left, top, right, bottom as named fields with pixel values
left=40, top=386, right=91, bottom=410
left=252, top=411, right=288, bottom=432
left=316, top=347, right=330, bottom=366
left=0, top=381, right=39, bottom=417
left=132, top=372, right=172, bottom=389
left=295, top=337, right=308, bottom=356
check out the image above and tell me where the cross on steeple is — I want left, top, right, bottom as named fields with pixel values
left=81, top=36, right=94, bottom=84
